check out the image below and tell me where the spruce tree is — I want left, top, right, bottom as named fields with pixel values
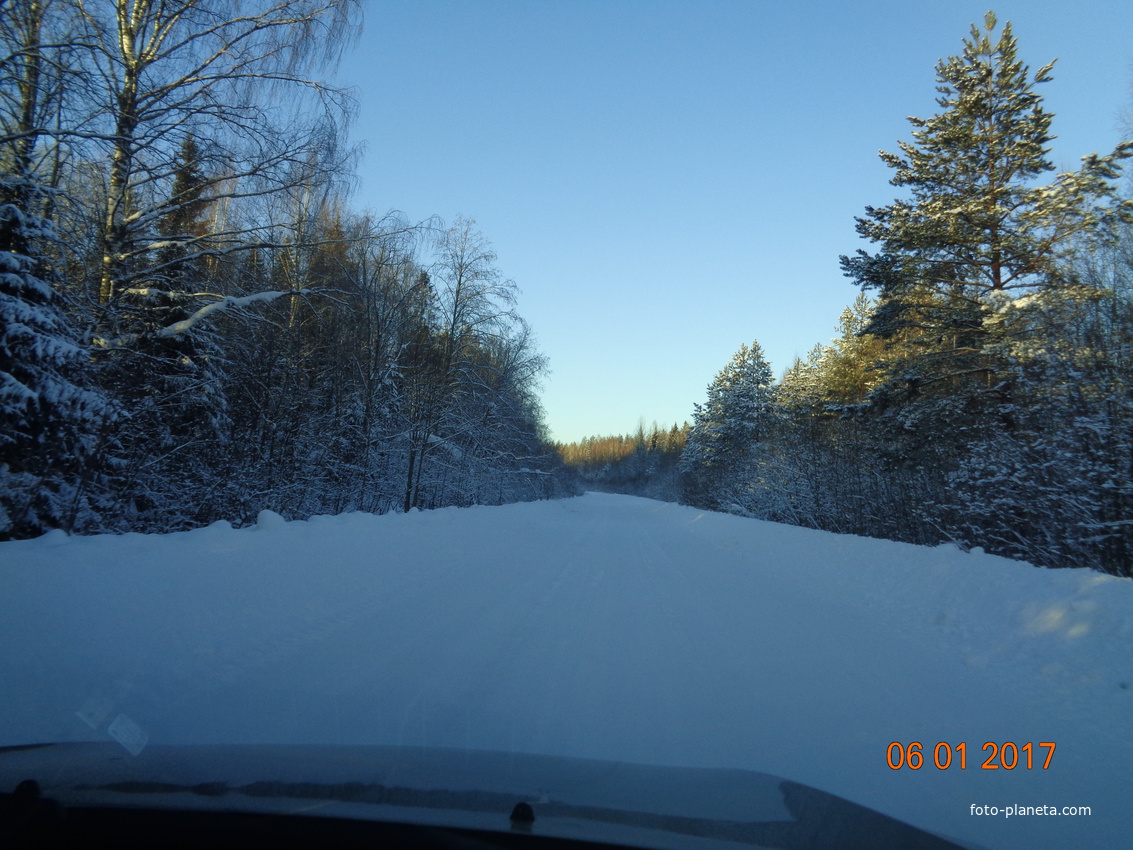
left=0, top=0, right=112, bottom=536
left=0, top=180, right=110, bottom=537
left=156, top=134, right=212, bottom=285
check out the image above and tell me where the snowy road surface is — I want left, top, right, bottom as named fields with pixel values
left=3, top=492, right=1132, bottom=849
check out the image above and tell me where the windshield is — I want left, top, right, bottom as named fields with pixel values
left=2, top=3, right=1132, bottom=850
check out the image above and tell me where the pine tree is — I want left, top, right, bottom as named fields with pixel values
left=778, top=345, right=826, bottom=414
left=835, top=12, right=1133, bottom=568
left=821, top=293, right=886, bottom=406
left=841, top=11, right=1133, bottom=413
left=679, top=341, right=777, bottom=511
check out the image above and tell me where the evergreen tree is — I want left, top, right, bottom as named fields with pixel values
left=937, top=278, right=1133, bottom=575
left=156, top=133, right=212, bottom=285
left=680, top=341, right=777, bottom=511
left=841, top=11, right=1132, bottom=417
left=778, top=345, right=826, bottom=414
left=835, top=12, right=1133, bottom=569
left=0, top=0, right=112, bottom=536
left=0, top=179, right=110, bottom=537
left=820, top=293, right=885, bottom=406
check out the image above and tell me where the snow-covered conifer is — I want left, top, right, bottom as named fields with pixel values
left=0, top=181, right=110, bottom=537
left=679, top=341, right=779, bottom=513
left=841, top=11, right=1133, bottom=414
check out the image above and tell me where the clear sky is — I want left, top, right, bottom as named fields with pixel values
left=335, top=0, right=1133, bottom=444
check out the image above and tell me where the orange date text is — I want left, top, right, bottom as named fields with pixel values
left=886, top=741, right=1056, bottom=770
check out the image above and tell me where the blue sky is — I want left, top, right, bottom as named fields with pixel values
left=336, top=0, right=1133, bottom=444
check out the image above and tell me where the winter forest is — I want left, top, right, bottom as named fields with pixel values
left=3, top=5, right=1132, bottom=577
left=559, top=14, right=1133, bottom=578
left=1, top=0, right=576, bottom=540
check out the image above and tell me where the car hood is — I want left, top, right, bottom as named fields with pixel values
left=0, top=742, right=986, bottom=850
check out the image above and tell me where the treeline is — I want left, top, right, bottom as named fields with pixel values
left=679, top=14, right=1133, bottom=577
left=0, top=0, right=574, bottom=539
left=557, top=422, right=688, bottom=500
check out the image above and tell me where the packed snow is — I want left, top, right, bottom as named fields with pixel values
left=2, top=492, right=1131, bottom=849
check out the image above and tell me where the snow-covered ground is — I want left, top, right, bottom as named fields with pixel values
left=2, top=492, right=1131, bottom=849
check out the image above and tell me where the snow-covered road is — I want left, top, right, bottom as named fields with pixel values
left=3, top=493, right=1131, bottom=849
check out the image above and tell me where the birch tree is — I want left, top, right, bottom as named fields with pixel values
left=75, top=0, right=359, bottom=330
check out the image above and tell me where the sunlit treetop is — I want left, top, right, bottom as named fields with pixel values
left=842, top=9, right=1133, bottom=329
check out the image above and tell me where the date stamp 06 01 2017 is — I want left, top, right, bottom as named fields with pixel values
left=887, top=742, right=1056, bottom=770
